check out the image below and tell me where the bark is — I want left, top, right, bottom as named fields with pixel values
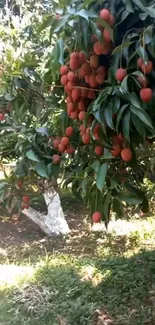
left=22, top=186, right=70, bottom=236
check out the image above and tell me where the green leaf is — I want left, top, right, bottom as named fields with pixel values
left=36, top=127, right=48, bottom=136
left=92, top=89, right=110, bottom=111
left=139, top=13, right=148, bottom=20
left=14, top=77, right=29, bottom=89
left=67, top=7, right=76, bottom=15
left=85, top=182, right=93, bottom=208
left=113, top=97, right=121, bottom=114
left=50, top=15, right=70, bottom=35
left=123, top=0, right=134, bottom=12
left=122, top=110, right=131, bottom=141
left=54, top=8, right=63, bottom=15
left=102, top=148, right=113, bottom=160
left=137, top=46, right=148, bottom=63
left=80, top=19, right=89, bottom=51
left=68, top=20, right=74, bottom=27
left=38, top=15, right=53, bottom=32
left=139, top=194, right=149, bottom=213
left=121, top=9, right=130, bottom=22
left=61, top=110, right=69, bottom=131
left=93, top=188, right=104, bottom=215
left=148, top=38, right=155, bottom=57
left=76, top=9, right=97, bottom=20
left=109, top=176, right=119, bottom=190
left=52, top=41, right=62, bottom=65
left=110, top=53, right=120, bottom=73
left=96, top=18, right=113, bottom=41
left=129, top=93, right=142, bottom=109
left=93, top=110, right=107, bottom=134
left=96, top=163, right=108, bottom=192
left=56, top=16, right=71, bottom=32
left=47, top=163, right=53, bottom=178
left=35, top=162, right=48, bottom=178
left=112, top=42, right=134, bottom=55
left=4, top=93, right=15, bottom=101
left=132, top=0, right=155, bottom=19
left=52, top=164, right=60, bottom=179
left=116, top=104, right=129, bottom=132
left=144, top=25, right=153, bottom=45
left=15, top=162, right=27, bottom=177
left=26, top=150, right=40, bottom=162
left=146, top=4, right=155, bottom=19
left=57, top=38, right=64, bottom=65
left=128, top=49, right=137, bottom=63
left=90, top=21, right=102, bottom=42
left=63, top=172, right=75, bottom=188
left=82, top=177, right=92, bottom=193
left=115, top=192, right=142, bottom=204
left=113, top=198, right=124, bottom=218
left=132, top=71, right=145, bottom=79
left=83, top=0, right=96, bottom=7
left=131, top=0, right=145, bottom=12
left=91, top=160, right=100, bottom=173
left=103, top=191, right=111, bottom=228
left=124, top=182, right=149, bottom=213
left=104, top=102, right=114, bottom=130
left=131, top=113, right=146, bottom=138
left=130, top=105, right=154, bottom=130
left=0, top=182, right=7, bottom=190
left=121, top=75, right=129, bottom=92
left=87, top=9, right=98, bottom=17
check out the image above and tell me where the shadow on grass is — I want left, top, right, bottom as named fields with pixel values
left=34, top=249, right=155, bottom=325
left=1, top=227, right=153, bottom=265
left=1, top=249, right=155, bottom=325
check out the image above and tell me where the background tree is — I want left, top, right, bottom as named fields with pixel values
left=1, top=0, right=155, bottom=234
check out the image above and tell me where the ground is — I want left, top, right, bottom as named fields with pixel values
left=1, top=197, right=155, bottom=325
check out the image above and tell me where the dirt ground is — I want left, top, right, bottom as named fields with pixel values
left=0, top=199, right=152, bottom=261
left=0, top=201, right=91, bottom=261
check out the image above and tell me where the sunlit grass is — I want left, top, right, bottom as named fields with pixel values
left=0, top=264, right=35, bottom=288
left=1, top=216, right=155, bottom=324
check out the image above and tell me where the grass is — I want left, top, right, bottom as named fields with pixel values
left=1, top=214, right=155, bottom=324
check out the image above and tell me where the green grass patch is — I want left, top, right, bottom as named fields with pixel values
left=1, top=217, right=155, bottom=324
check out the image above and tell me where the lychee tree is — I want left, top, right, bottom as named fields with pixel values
left=1, top=0, right=155, bottom=234
left=0, top=0, right=71, bottom=235
left=42, top=0, right=155, bottom=225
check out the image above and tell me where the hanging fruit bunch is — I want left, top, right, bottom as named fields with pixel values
left=48, top=0, right=155, bottom=225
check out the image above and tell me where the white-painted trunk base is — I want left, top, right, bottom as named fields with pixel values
left=22, top=188, right=70, bottom=236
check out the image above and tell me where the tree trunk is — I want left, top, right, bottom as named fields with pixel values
left=22, top=186, right=70, bottom=236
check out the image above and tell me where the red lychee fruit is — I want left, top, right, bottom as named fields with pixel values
left=140, top=88, right=153, bottom=103
left=121, top=148, right=133, bottom=162
left=116, top=69, right=127, bottom=82
left=92, top=211, right=102, bottom=223
left=52, top=154, right=61, bottom=164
